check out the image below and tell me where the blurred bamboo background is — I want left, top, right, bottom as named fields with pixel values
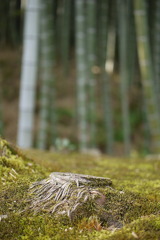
left=0, top=0, right=160, bottom=156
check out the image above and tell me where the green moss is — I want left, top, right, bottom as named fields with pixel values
left=0, top=140, right=160, bottom=239
left=91, top=215, right=160, bottom=240
left=0, top=214, right=86, bottom=240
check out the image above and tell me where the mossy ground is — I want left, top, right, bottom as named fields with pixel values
left=0, top=142, right=160, bottom=239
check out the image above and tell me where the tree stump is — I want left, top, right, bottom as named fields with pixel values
left=29, top=172, right=112, bottom=219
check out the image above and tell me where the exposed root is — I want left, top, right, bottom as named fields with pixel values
left=28, top=172, right=112, bottom=219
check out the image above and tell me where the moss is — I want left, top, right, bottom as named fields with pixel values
left=91, top=215, right=160, bottom=240
left=0, top=214, right=86, bottom=240
left=0, top=140, right=160, bottom=239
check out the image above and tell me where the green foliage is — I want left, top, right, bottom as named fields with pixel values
left=130, top=109, right=142, bottom=129
left=57, top=107, right=73, bottom=124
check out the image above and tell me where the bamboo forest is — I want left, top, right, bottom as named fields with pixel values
left=0, top=1, right=160, bottom=240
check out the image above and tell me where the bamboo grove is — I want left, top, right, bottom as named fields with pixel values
left=1, top=0, right=160, bottom=155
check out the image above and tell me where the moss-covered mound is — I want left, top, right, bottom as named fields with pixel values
left=0, top=139, right=160, bottom=239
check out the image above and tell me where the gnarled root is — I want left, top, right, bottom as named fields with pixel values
left=28, top=172, right=112, bottom=219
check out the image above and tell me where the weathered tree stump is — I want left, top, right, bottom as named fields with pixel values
left=29, top=172, right=112, bottom=219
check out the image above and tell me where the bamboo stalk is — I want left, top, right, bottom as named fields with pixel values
left=117, top=0, right=131, bottom=155
left=134, top=0, right=160, bottom=153
left=61, top=0, right=72, bottom=76
left=100, top=0, right=114, bottom=154
left=17, top=0, right=41, bottom=148
left=37, top=0, right=56, bottom=149
left=75, top=0, right=88, bottom=151
left=86, top=0, right=97, bottom=148
left=153, top=0, right=160, bottom=112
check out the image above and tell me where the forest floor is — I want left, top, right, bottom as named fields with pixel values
left=0, top=139, right=160, bottom=240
